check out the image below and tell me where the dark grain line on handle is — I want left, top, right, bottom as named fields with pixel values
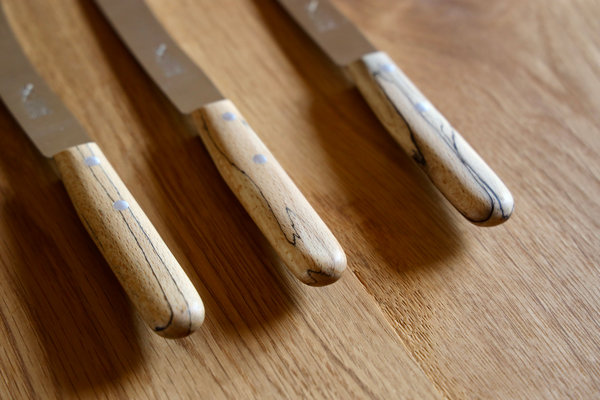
left=76, top=146, right=181, bottom=332
left=199, top=118, right=302, bottom=247
left=372, top=69, right=510, bottom=223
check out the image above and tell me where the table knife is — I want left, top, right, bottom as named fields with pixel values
left=0, top=5, right=204, bottom=338
left=92, top=0, right=347, bottom=286
left=275, top=0, right=514, bottom=226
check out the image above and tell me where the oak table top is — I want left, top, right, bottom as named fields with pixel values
left=0, top=0, right=599, bottom=398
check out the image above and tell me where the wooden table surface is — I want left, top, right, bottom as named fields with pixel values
left=1, top=0, right=599, bottom=398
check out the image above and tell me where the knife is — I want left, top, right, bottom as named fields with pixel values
left=92, top=0, right=347, bottom=286
left=275, top=0, right=514, bottom=226
left=0, top=5, right=204, bottom=338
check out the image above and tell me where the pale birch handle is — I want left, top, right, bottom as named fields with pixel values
left=191, top=99, right=346, bottom=286
left=347, top=51, right=514, bottom=226
left=54, top=143, right=204, bottom=338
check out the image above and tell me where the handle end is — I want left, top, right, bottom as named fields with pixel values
left=469, top=189, right=514, bottom=227
left=299, top=248, right=347, bottom=287
left=55, top=143, right=205, bottom=338
left=348, top=51, right=515, bottom=228
left=155, top=299, right=205, bottom=339
left=194, top=100, right=348, bottom=287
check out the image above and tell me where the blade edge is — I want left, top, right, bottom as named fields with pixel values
left=0, top=5, right=90, bottom=158
left=275, top=0, right=376, bottom=66
left=93, top=0, right=223, bottom=114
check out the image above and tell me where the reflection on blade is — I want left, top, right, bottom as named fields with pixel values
left=276, top=0, right=375, bottom=66
left=93, top=0, right=223, bottom=115
left=0, top=5, right=90, bottom=158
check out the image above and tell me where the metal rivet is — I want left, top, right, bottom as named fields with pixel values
left=84, top=156, right=101, bottom=166
left=253, top=154, right=267, bottom=164
left=113, top=200, right=129, bottom=211
left=415, top=102, right=431, bottom=113
left=222, top=112, right=236, bottom=121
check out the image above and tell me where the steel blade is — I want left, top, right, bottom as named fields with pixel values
left=275, top=0, right=376, bottom=66
left=0, top=6, right=90, bottom=158
left=93, top=0, right=223, bottom=115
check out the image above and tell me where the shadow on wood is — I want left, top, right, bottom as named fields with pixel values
left=77, top=0, right=299, bottom=334
left=0, top=103, right=144, bottom=394
left=251, top=0, right=463, bottom=280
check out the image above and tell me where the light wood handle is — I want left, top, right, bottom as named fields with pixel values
left=191, top=100, right=346, bottom=286
left=347, top=51, right=514, bottom=226
left=54, top=143, right=204, bottom=338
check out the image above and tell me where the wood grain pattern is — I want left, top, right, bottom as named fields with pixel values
left=193, top=100, right=346, bottom=286
left=347, top=51, right=514, bottom=226
left=0, top=0, right=599, bottom=398
left=333, top=0, right=600, bottom=398
left=0, top=0, right=441, bottom=398
left=54, top=142, right=204, bottom=338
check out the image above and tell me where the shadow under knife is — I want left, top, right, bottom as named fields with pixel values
left=0, top=102, right=144, bottom=395
left=77, top=0, right=299, bottom=335
left=250, top=0, right=463, bottom=279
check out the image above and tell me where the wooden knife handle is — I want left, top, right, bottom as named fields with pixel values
left=347, top=51, right=514, bottom=226
left=54, top=142, right=204, bottom=338
left=191, top=100, right=346, bottom=286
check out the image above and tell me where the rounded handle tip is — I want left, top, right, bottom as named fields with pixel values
left=154, top=300, right=205, bottom=339
left=299, top=249, right=347, bottom=287
left=470, top=190, right=515, bottom=227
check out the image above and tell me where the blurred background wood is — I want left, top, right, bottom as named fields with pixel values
left=0, top=0, right=598, bottom=398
